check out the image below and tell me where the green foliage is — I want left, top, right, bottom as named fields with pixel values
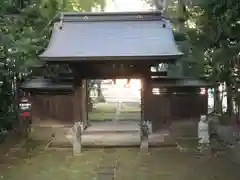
left=189, top=0, right=240, bottom=79
left=0, top=0, right=106, bottom=135
left=148, top=0, right=240, bottom=114
left=186, top=0, right=240, bottom=114
left=161, top=0, right=206, bottom=78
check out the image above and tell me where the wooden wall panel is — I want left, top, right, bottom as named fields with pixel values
left=143, top=82, right=208, bottom=132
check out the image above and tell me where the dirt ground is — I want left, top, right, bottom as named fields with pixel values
left=1, top=139, right=240, bottom=180
left=1, top=114, right=240, bottom=180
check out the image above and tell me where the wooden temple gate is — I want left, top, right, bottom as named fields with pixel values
left=28, top=79, right=208, bottom=132
left=21, top=11, right=209, bottom=132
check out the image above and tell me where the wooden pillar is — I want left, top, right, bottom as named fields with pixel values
left=81, top=80, right=88, bottom=127
left=142, top=78, right=152, bottom=125
left=73, top=85, right=82, bottom=122
left=141, top=78, right=145, bottom=124
left=141, top=77, right=149, bottom=152
left=30, top=95, right=36, bottom=121
left=73, top=80, right=88, bottom=125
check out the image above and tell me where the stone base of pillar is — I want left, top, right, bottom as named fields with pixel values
left=140, top=139, right=149, bottom=153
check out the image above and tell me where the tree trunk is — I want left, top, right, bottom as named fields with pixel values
left=214, top=84, right=221, bottom=113
left=96, top=80, right=105, bottom=102
left=226, top=81, right=233, bottom=116
left=96, top=80, right=102, bottom=97
left=236, top=103, right=240, bottom=124
left=177, top=0, right=186, bottom=32
left=87, top=80, right=93, bottom=112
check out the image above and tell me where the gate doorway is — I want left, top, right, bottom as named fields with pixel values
left=87, top=79, right=141, bottom=132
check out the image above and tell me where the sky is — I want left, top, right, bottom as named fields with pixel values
left=104, top=0, right=151, bottom=12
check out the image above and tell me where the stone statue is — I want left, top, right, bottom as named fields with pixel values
left=141, top=123, right=149, bottom=140
left=140, top=122, right=149, bottom=153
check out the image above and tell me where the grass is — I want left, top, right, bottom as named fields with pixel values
left=0, top=148, right=103, bottom=180
left=92, top=102, right=140, bottom=113
left=89, top=102, right=141, bottom=121
left=1, top=145, right=240, bottom=180
left=115, top=148, right=240, bottom=180
left=88, top=112, right=141, bottom=121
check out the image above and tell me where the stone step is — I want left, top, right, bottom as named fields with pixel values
left=83, top=129, right=140, bottom=135
left=82, top=132, right=141, bottom=147
left=48, top=131, right=177, bottom=149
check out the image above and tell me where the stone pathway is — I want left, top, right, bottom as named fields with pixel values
left=95, top=149, right=118, bottom=180
left=137, top=153, right=151, bottom=180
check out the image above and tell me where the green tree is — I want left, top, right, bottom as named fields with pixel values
left=0, top=0, right=106, bottom=137
left=189, top=0, right=240, bottom=116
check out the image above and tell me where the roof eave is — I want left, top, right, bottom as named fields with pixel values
left=39, top=54, right=183, bottom=62
left=20, top=78, right=74, bottom=92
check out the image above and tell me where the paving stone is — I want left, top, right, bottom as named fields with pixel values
left=95, top=150, right=118, bottom=180
left=98, top=167, right=115, bottom=173
left=97, top=174, right=114, bottom=180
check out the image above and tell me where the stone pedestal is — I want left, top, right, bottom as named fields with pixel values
left=72, top=122, right=82, bottom=155
left=140, top=139, right=149, bottom=153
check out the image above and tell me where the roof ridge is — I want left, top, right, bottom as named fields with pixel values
left=60, top=11, right=165, bottom=22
